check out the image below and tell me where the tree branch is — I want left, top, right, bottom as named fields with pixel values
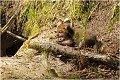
left=6, top=31, right=26, bottom=41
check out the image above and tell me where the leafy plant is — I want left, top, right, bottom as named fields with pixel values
left=108, top=2, right=120, bottom=32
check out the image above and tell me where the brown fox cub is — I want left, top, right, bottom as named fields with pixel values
left=55, top=21, right=102, bottom=50
left=55, top=21, right=75, bottom=46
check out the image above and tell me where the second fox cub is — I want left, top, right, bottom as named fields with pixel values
left=55, top=21, right=102, bottom=50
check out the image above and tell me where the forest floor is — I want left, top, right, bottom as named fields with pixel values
left=1, top=1, right=119, bottom=79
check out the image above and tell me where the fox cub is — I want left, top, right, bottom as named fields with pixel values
left=55, top=21, right=102, bottom=50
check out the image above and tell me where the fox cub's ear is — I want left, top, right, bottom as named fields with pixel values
left=64, top=18, right=70, bottom=23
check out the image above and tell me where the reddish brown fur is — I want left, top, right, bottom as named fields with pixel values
left=56, top=22, right=101, bottom=49
left=56, top=22, right=75, bottom=46
left=73, top=27, right=97, bottom=48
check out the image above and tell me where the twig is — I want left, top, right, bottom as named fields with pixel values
left=1, top=13, right=16, bottom=35
left=88, top=2, right=100, bottom=19
left=6, top=31, right=27, bottom=41
left=1, top=1, right=25, bottom=35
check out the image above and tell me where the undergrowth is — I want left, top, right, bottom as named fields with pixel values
left=21, top=0, right=95, bottom=38
left=108, top=2, right=120, bottom=32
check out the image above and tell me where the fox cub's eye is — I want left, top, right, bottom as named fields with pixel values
left=59, top=31, right=63, bottom=33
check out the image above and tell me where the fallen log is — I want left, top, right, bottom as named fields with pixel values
left=29, top=41, right=119, bottom=69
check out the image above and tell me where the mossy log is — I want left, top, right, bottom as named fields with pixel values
left=29, top=40, right=119, bottom=69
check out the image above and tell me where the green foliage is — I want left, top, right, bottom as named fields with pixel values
left=108, top=2, right=120, bottom=32
left=73, top=32, right=80, bottom=46
left=22, top=1, right=95, bottom=39
left=69, top=1, right=84, bottom=20
left=82, top=1, right=95, bottom=29
left=71, top=1, right=95, bottom=42
left=22, top=2, right=39, bottom=38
